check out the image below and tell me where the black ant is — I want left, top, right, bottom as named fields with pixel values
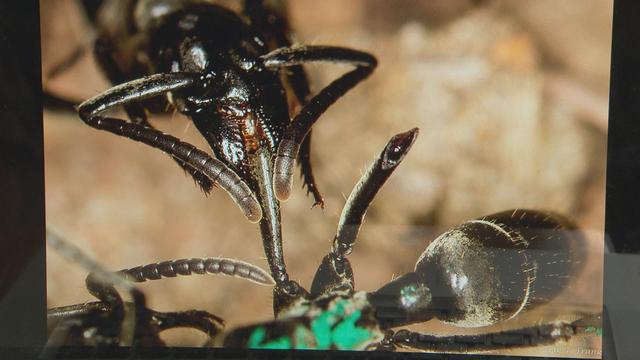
left=46, top=227, right=274, bottom=347
left=46, top=129, right=601, bottom=351
left=42, top=0, right=602, bottom=354
left=223, top=128, right=602, bottom=351
left=46, top=0, right=376, bottom=307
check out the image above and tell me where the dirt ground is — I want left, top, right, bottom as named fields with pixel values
left=42, top=0, right=609, bottom=357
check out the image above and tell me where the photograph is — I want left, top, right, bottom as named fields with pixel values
left=42, top=0, right=608, bottom=357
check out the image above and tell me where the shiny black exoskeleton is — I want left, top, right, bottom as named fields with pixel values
left=46, top=228, right=275, bottom=347
left=369, top=209, right=585, bottom=329
left=47, top=129, right=600, bottom=351
left=221, top=130, right=599, bottom=351
left=45, top=1, right=600, bottom=352
left=70, top=0, right=376, bottom=301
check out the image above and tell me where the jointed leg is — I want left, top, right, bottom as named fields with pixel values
left=46, top=229, right=157, bottom=346
left=298, top=133, right=324, bottom=207
left=83, top=255, right=276, bottom=343
left=244, top=1, right=325, bottom=207
left=85, top=277, right=164, bottom=346
left=151, top=309, right=224, bottom=339
left=48, top=301, right=225, bottom=346
left=389, top=313, right=602, bottom=352
left=45, top=45, right=87, bottom=80
left=46, top=230, right=231, bottom=346
left=47, top=257, right=269, bottom=346
left=285, top=65, right=325, bottom=207
left=77, top=73, right=261, bottom=222
left=47, top=302, right=118, bottom=346
left=261, top=46, right=377, bottom=202
left=310, top=129, right=418, bottom=296
left=94, top=36, right=216, bottom=192
left=286, top=55, right=325, bottom=208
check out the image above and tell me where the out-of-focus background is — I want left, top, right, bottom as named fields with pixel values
left=42, top=0, right=609, bottom=357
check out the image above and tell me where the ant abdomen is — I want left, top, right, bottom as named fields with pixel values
left=370, top=209, right=586, bottom=329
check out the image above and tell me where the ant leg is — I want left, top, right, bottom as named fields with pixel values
left=101, top=257, right=274, bottom=342
left=48, top=257, right=264, bottom=345
left=43, top=35, right=143, bottom=115
left=93, top=36, right=147, bottom=87
left=261, top=46, right=377, bottom=202
left=49, top=304, right=224, bottom=345
left=310, top=129, right=419, bottom=296
left=128, top=103, right=217, bottom=193
left=47, top=302, right=113, bottom=346
left=150, top=309, right=224, bottom=340
left=46, top=46, right=87, bottom=79
left=77, top=73, right=262, bottom=222
left=298, top=134, right=324, bottom=207
left=285, top=65, right=324, bottom=208
left=107, top=257, right=274, bottom=341
left=95, top=37, right=216, bottom=193
left=43, top=41, right=97, bottom=112
left=46, top=229, right=160, bottom=346
left=390, top=314, right=602, bottom=352
left=93, top=37, right=159, bottom=126
left=243, top=1, right=324, bottom=206
left=48, top=302, right=111, bottom=325
left=85, top=275, right=164, bottom=346
left=97, top=35, right=215, bottom=192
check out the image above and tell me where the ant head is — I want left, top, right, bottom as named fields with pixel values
left=177, top=65, right=288, bottom=182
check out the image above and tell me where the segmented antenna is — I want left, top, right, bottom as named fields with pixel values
left=118, top=257, right=275, bottom=286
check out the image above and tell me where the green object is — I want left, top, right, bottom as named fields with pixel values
left=247, top=326, right=293, bottom=349
left=332, top=308, right=374, bottom=349
left=310, top=305, right=337, bottom=348
left=585, top=326, right=603, bottom=337
left=246, top=297, right=377, bottom=350
left=247, top=327, right=267, bottom=348
left=309, top=298, right=375, bottom=350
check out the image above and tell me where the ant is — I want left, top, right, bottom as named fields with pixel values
left=42, top=0, right=603, bottom=354
left=46, top=129, right=602, bottom=351
left=46, top=0, right=376, bottom=307
left=46, top=227, right=274, bottom=347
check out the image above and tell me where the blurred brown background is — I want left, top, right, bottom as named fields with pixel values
left=42, top=0, right=609, bottom=357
